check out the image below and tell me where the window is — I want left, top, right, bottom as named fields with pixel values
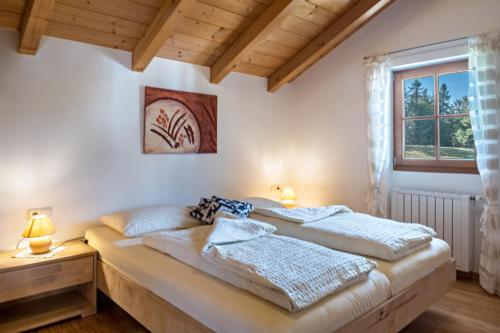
left=393, top=60, right=478, bottom=173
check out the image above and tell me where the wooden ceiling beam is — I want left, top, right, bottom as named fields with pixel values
left=267, top=0, right=396, bottom=92
left=132, top=0, right=196, bottom=72
left=18, top=0, right=56, bottom=55
left=210, top=0, right=301, bottom=84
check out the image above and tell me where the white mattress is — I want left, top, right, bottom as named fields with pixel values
left=85, top=226, right=391, bottom=333
left=373, top=238, right=451, bottom=295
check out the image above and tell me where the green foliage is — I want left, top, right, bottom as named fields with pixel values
left=439, top=83, right=451, bottom=114
left=403, top=79, right=474, bottom=158
left=404, top=79, right=434, bottom=117
left=404, top=79, right=435, bottom=146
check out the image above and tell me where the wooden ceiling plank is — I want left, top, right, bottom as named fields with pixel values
left=210, top=0, right=301, bottom=84
left=157, top=45, right=218, bottom=66
left=291, top=1, right=338, bottom=27
left=132, top=0, right=196, bottom=72
left=186, top=1, right=252, bottom=32
left=307, top=0, right=356, bottom=15
left=50, top=4, right=147, bottom=39
left=57, top=0, right=157, bottom=25
left=175, top=17, right=240, bottom=45
left=45, top=20, right=138, bottom=51
left=198, top=0, right=268, bottom=19
left=268, top=0, right=395, bottom=92
left=254, top=0, right=273, bottom=5
left=234, top=61, right=275, bottom=77
left=243, top=50, right=285, bottom=68
left=0, top=0, right=26, bottom=14
left=253, top=40, right=298, bottom=59
left=266, top=27, right=312, bottom=49
left=0, top=10, right=22, bottom=30
left=127, top=0, right=165, bottom=10
left=166, top=32, right=227, bottom=56
left=18, top=0, right=56, bottom=54
left=280, top=13, right=323, bottom=38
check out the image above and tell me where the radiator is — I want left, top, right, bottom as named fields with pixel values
left=391, top=188, right=473, bottom=272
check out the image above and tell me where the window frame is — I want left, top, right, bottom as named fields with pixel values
left=393, top=60, right=478, bottom=174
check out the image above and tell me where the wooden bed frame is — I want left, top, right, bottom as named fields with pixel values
left=96, top=258, right=455, bottom=333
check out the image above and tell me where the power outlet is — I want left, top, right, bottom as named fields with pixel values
left=28, top=207, right=52, bottom=219
left=270, top=184, right=282, bottom=192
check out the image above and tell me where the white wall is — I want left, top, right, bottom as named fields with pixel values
left=288, top=0, right=500, bottom=271
left=0, top=30, right=294, bottom=250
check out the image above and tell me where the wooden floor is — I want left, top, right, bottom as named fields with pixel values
left=402, top=278, right=500, bottom=333
left=29, top=278, right=500, bottom=333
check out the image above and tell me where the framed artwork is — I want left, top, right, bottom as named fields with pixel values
left=144, top=86, right=217, bottom=154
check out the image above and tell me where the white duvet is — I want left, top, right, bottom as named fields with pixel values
left=251, top=207, right=437, bottom=261
left=253, top=205, right=352, bottom=223
left=144, top=217, right=376, bottom=311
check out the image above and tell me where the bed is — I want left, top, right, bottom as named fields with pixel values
left=85, top=225, right=455, bottom=333
left=249, top=209, right=451, bottom=295
left=372, top=238, right=451, bottom=295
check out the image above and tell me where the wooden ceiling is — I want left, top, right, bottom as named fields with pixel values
left=0, top=0, right=395, bottom=92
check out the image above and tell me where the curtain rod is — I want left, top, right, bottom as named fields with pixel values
left=363, top=36, right=469, bottom=60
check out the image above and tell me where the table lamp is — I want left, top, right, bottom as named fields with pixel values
left=280, top=187, right=297, bottom=208
left=22, top=214, right=56, bottom=254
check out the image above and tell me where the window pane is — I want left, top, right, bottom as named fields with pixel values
left=439, top=71, right=470, bottom=115
left=404, top=76, right=434, bottom=117
left=439, top=116, right=475, bottom=160
left=404, top=119, right=436, bottom=159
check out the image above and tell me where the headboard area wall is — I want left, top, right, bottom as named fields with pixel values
left=0, top=30, right=294, bottom=250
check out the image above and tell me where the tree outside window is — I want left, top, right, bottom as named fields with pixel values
left=393, top=60, right=478, bottom=174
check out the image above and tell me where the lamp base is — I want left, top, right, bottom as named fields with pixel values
left=29, top=236, right=52, bottom=254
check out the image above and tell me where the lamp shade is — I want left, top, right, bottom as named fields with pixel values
left=22, top=214, right=56, bottom=238
left=280, top=187, right=297, bottom=208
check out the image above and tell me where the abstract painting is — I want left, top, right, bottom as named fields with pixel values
left=144, top=87, right=217, bottom=154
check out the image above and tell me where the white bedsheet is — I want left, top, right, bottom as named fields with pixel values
left=85, top=226, right=391, bottom=333
left=373, top=238, right=451, bottom=295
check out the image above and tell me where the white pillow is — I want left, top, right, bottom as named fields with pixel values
left=242, top=197, right=284, bottom=209
left=99, top=205, right=200, bottom=237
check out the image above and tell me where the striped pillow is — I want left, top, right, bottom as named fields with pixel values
left=189, top=197, right=211, bottom=221
left=190, top=196, right=253, bottom=225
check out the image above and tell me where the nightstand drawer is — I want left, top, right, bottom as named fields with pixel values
left=0, top=256, right=94, bottom=303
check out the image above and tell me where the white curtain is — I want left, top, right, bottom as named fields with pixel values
left=365, top=56, right=392, bottom=217
left=469, top=32, right=500, bottom=296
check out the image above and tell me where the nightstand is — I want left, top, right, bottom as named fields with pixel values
left=0, top=240, right=97, bottom=332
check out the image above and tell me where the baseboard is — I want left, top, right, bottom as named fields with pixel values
left=457, top=270, right=479, bottom=281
